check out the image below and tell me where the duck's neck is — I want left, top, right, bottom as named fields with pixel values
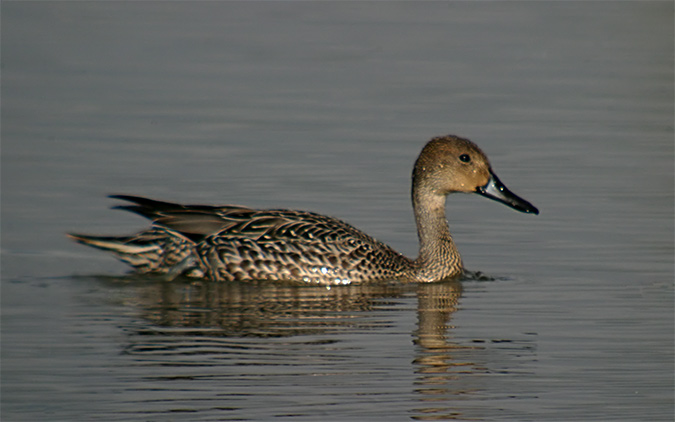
left=411, top=187, right=463, bottom=281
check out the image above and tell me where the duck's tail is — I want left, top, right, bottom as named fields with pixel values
left=68, top=229, right=204, bottom=279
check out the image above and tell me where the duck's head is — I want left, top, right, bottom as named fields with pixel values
left=413, top=135, right=539, bottom=215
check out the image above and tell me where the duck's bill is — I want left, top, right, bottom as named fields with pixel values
left=476, top=170, right=539, bottom=215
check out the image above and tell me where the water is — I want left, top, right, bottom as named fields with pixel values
left=2, top=2, right=673, bottom=421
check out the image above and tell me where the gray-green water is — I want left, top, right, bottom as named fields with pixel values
left=2, top=2, right=673, bottom=421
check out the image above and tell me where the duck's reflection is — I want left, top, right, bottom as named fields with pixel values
left=128, top=279, right=415, bottom=337
left=104, top=276, right=478, bottom=419
left=412, top=280, right=483, bottom=421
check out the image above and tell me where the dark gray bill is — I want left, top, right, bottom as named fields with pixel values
left=476, top=170, right=539, bottom=215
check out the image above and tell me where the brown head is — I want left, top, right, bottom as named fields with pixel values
left=412, top=135, right=539, bottom=214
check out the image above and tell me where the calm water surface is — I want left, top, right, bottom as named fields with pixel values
left=2, top=2, right=673, bottom=421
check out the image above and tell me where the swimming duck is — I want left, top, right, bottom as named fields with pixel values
left=69, top=135, right=538, bottom=284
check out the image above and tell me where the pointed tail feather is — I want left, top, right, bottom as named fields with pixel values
left=68, top=233, right=164, bottom=272
left=67, top=231, right=203, bottom=278
left=67, top=233, right=161, bottom=255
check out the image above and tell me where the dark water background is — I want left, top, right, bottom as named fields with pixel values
left=2, top=2, right=673, bottom=421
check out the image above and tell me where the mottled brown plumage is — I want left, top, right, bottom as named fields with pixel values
left=69, top=135, right=538, bottom=284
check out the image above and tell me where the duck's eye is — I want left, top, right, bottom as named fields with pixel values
left=459, top=154, right=471, bottom=163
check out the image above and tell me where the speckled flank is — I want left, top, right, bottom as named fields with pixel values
left=69, top=135, right=538, bottom=284
left=195, top=209, right=413, bottom=284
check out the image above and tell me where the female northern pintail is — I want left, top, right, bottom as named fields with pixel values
left=69, top=135, right=538, bottom=284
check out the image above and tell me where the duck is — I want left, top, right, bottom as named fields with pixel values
left=68, top=135, right=538, bottom=285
